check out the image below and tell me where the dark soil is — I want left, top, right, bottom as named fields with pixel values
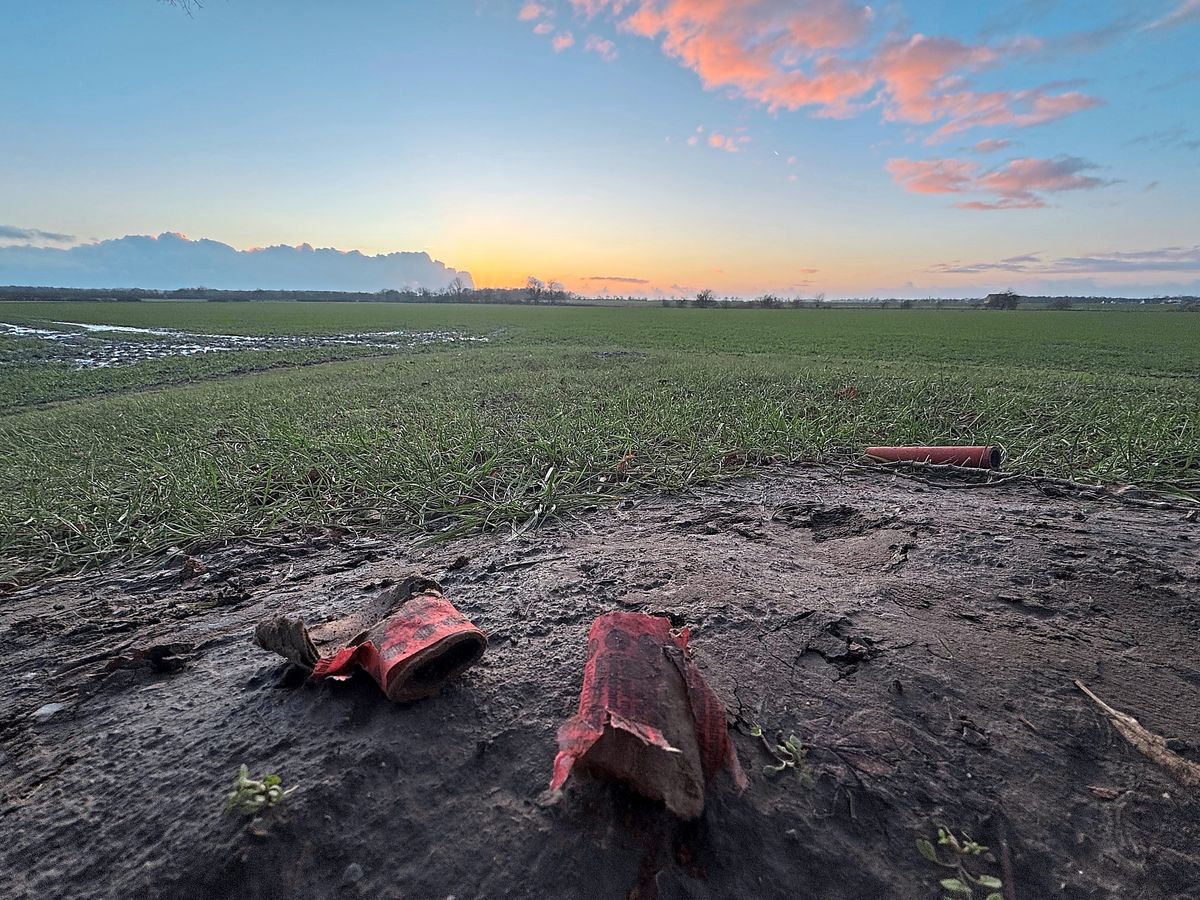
left=2, top=467, right=1198, bottom=899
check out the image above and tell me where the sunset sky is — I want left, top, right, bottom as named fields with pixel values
left=2, top=1, right=1198, bottom=297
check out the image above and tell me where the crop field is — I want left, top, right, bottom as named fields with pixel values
left=2, top=300, right=1198, bottom=582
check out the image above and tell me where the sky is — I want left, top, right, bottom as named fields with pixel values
left=1, top=0, right=1198, bottom=298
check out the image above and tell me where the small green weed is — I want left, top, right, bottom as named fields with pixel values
left=750, top=724, right=812, bottom=784
left=916, top=827, right=1004, bottom=899
left=223, top=764, right=295, bottom=816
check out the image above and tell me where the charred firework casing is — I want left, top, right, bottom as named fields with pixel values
left=254, top=577, right=486, bottom=702
left=551, top=612, right=747, bottom=819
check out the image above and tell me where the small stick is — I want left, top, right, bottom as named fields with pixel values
left=1075, top=680, right=1200, bottom=789
left=998, top=821, right=1017, bottom=900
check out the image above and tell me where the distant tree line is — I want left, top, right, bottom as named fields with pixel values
left=984, top=290, right=1021, bottom=309
left=1, top=284, right=1196, bottom=309
left=0, top=280, right=570, bottom=306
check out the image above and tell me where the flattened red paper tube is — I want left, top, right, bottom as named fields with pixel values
left=551, top=612, right=746, bottom=819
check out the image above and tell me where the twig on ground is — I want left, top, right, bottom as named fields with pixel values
left=1075, top=679, right=1200, bottom=789
left=850, top=461, right=1199, bottom=510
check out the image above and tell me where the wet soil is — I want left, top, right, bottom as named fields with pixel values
left=1, top=467, right=1198, bottom=899
left=0, top=321, right=486, bottom=367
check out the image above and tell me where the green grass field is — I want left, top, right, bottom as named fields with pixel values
left=2, top=301, right=1198, bottom=582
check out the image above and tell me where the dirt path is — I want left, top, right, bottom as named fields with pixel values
left=2, top=467, right=1198, bottom=899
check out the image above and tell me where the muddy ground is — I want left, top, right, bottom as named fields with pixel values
left=2, top=466, right=1198, bottom=899
left=0, top=320, right=486, bottom=367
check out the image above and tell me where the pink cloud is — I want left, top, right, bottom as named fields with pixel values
left=571, top=0, right=627, bottom=17
left=707, top=132, right=732, bottom=151
left=873, top=35, right=1101, bottom=143
left=1145, top=0, right=1200, bottom=30
left=534, top=22, right=555, bottom=34
left=969, top=156, right=1113, bottom=207
left=585, top=34, right=619, bottom=61
left=885, top=158, right=977, bottom=194
left=708, top=132, right=750, bottom=153
left=553, top=31, right=576, bottom=51
left=955, top=199, right=1045, bottom=210
left=930, top=245, right=1200, bottom=275
left=566, top=2, right=1099, bottom=139
left=519, top=2, right=548, bottom=22
left=887, top=154, right=1115, bottom=209
left=618, top=1, right=875, bottom=117
left=972, top=138, right=1011, bottom=153
left=925, top=87, right=1102, bottom=143
left=874, top=34, right=1000, bottom=125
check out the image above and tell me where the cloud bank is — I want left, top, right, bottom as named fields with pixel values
left=0, top=224, right=75, bottom=244
left=0, top=232, right=473, bottom=291
left=886, top=154, right=1115, bottom=209
left=930, top=245, right=1200, bottom=276
left=560, top=0, right=1101, bottom=142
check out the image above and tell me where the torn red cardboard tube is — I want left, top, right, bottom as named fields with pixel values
left=865, top=445, right=1002, bottom=469
left=551, top=611, right=747, bottom=820
left=254, top=576, right=486, bottom=702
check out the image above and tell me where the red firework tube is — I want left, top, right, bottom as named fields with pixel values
left=255, top=579, right=487, bottom=703
left=865, top=445, right=1002, bottom=469
left=550, top=612, right=746, bottom=819
left=311, top=592, right=487, bottom=702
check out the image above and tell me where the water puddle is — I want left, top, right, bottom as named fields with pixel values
left=0, top=320, right=486, bottom=368
left=53, top=321, right=170, bottom=335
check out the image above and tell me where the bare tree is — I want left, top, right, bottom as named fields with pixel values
left=526, top=276, right=546, bottom=305
left=693, top=288, right=716, bottom=308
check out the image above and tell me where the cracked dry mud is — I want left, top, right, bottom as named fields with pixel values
left=2, top=467, right=1198, bottom=899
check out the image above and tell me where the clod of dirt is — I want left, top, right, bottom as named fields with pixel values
left=771, top=502, right=895, bottom=541
left=104, top=643, right=194, bottom=675
left=179, top=557, right=207, bottom=580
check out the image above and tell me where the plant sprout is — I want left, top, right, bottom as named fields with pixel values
left=223, top=764, right=295, bottom=816
left=916, top=827, right=1004, bottom=900
left=750, top=723, right=812, bottom=783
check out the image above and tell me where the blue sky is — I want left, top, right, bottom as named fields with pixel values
left=1, top=0, right=1198, bottom=297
